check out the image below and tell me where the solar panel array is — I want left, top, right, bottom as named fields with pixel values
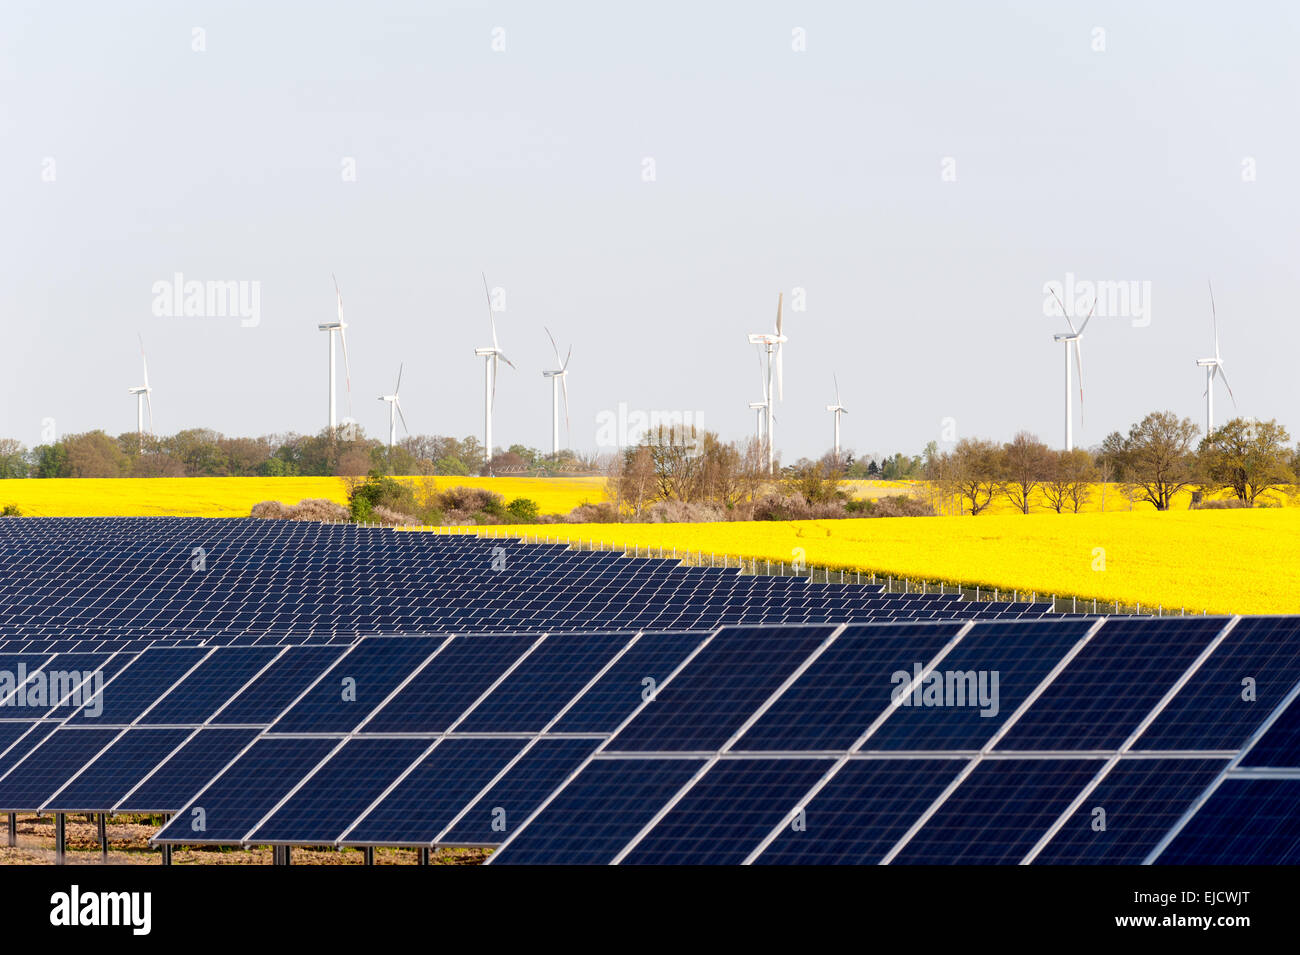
left=0, top=615, right=1293, bottom=863
left=0, top=517, right=1053, bottom=641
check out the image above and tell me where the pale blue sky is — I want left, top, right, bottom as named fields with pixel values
left=3, top=1, right=1297, bottom=461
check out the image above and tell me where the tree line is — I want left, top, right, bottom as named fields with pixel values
left=0, top=428, right=597, bottom=479
left=927, top=412, right=1297, bottom=514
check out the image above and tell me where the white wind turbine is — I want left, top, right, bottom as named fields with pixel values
left=126, top=334, right=154, bottom=440
left=317, top=274, right=353, bottom=433
left=748, top=401, right=766, bottom=442
left=1050, top=289, right=1096, bottom=452
left=377, top=363, right=408, bottom=452
left=1196, top=280, right=1237, bottom=436
left=541, top=328, right=572, bottom=458
left=825, top=373, right=848, bottom=464
left=474, top=273, right=515, bottom=475
left=747, top=293, right=787, bottom=474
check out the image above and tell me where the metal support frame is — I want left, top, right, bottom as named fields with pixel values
left=55, top=813, right=66, bottom=865
left=418, top=847, right=429, bottom=865
left=363, top=846, right=375, bottom=865
left=98, top=813, right=108, bottom=863
left=6, top=812, right=14, bottom=847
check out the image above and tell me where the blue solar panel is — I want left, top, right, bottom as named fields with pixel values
left=1237, top=697, right=1300, bottom=771
left=359, top=635, right=535, bottom=734
left=490, top=757, right=705, bottom=865
left=865, top=620, right=1091, bottom=751
left=548, top=632, right=707, bottom=734
left=42, top=728, right=193, bottom=812
left=341, top=738, right=527, bottom=846
left=1030, top=757, right=1228, bottom=864
left=152, top=737, right=338, bottom=843
left=1156, top=778, right=1300, bottom=864
left=453, top=633, right=633, bottom=733
left=246, top=738, right=432, bottom=844
left=438, top=738, right=599, bottom=846
left=1135, top=618, right=1300, bottom=751
left=12, top=653, right=126, bottom=717
left=212, top=645, right=346, bottom=724
left=116, top=728, right=260, bottom=813
left=0, top=728, right=121, bottom=810
left=620, top=757, right=832, bottom=864
left=609, top=626, right=837, bottom=752
left=738, top=623, right=965, bottom=751
left=754, top=758, right=968, bottom=864
left=0, top=721, right=39, bottom=758
left=892, top=758, right=1105, bottom=864
left=140, top=647, right=281, bottom=725
left=69, top=648, right=210, bottom=725
left=269, top=638, right=444, bottom=734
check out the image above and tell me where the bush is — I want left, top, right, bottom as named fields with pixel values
left=506, top=498, right=540, bottom=522
left=347, top=471, right=418, bottom=522
left=250, top=498, right=350, bottom=522
left=1190, top=498, right=1254, bottom=510
left=864, top=495, right=936, bottom=518
left=644, top=500, right=726, bottom=523
left=0, top=504, right=21, bottom=517
left=564, top=501, right=620, bottom=523
left=370, top=505, right=419, bottom=526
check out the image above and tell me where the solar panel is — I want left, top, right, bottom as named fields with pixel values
left=618, top=757, right=833, bottom=864
left=246, top=737, right=432, bottom=844
left=737, top=623, right=966, bottom=751
left=752, top=758, right=968, bottom=865
left=490, top=757, right=705, bottom=865
left=1030, top=758, right=1228, bottom=864
left=115, top=728, right=261, bottom=813
left=139, top=647, right=281, bottom=725
left=453, top=632, right=634, bottom=733
left=609, top=626, right=837, bottom=752
left=68, top=648, right=211, bottom=725
left=211, top=645, right=347, bottom=725
left=437, top=737, right=600, bottom=846
left=340, top=737, right=527, bottom=846
left=268, top=638, right=445, bottom=734
left=889, top=758, right=1106, bottom=865
left=42, top=728, right=194, bottom=812
left=357, top=635, right=535, bottom=734
left=1237, top=693, right=1300, bottom=768
left=1155, top=778, right=1300, bottom=864
left=0, top=728, right=122, bottom=811
left=547, top=632, right=708, bottom=734
left=152, top=737, right=339, bottom=843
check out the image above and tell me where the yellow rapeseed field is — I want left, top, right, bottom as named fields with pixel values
left=0, top=476, right=606, bottom=518
left=443, top=508, right=1300, bottom=615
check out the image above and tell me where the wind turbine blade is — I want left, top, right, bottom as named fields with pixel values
left=491, top=354, right=498, bottom=405
left=775, top=292, right=783, bottom=337
left=139, top=335, right=150, bottom=391
left=1076, top=297, right=1098, bottom=336
left=1073, top=338, right=1085, bottom=423
left=755, top=346, right=766, bottom=397
left=145, top=391, right=154, bottom=436
left=562, top=344, right=572, bottom=372
left=395, top=398, right=409, bottom=433
left=1208, top=279, right=1220, bottom=360
left=1218, top=364, right=1237, bottom=406
left=776, top=345, right=783, bottom=401
left=482, top=272, right=500, bottom=351
left=498, top=351, right=516, bottom=371
left=1050, top=288, right=1078, bottom=335
left=332, top=273, right=344, bottom=324
left=545, top=327, right=561, bottom=365
left=394, top=362, right=403, bottom=395
left=338, top=325, right=353, bottom=418
left=833, top=373, right=841, bottom=407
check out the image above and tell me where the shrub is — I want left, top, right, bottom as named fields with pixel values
left=564, top=501, right=620, bottom=523
left=0, top=504, right=21, bottom=517
left=371, top=505, right=419, bottom=526
left=346, top=471, right=418, bottom=522
left=506, top=497, right=540, bottom=522
left=644, top=500, right=727, bottom=523
left=250, top=498, right=350, bottom=522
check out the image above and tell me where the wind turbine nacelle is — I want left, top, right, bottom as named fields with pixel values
left=1052, top=333, right=1078, bottom=343
left=1195, top=358, right=1218, bottom=367
left=474, top=347, right=495, bottom=357
left=318, top=322, right=345, bottom=331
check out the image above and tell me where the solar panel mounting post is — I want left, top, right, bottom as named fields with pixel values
left=5, top=813, right=13, bottom=847
left=364, top=846, right=374, bottom=865
left=98, top=813, right=107, bottom=863
left=55, top=814, right=65, bottom=865
left=418, top=847, right=429, bottom=865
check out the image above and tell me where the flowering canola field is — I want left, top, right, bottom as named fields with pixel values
left=0, top=476, right=605, bottom=518
left=446, top=508, right=1300, bottom=615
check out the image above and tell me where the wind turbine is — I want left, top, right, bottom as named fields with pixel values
left=748, top=401, right=766, bottom=442
left=126, top=334, right=154, bottom=440
left=541, top=328, right=572, bottom=459
left=747, top=293, right=787, bottom=474
left=474, top=273, right=515, bottom=475
left=1050, top=289, right=1096, bottom=452
left=825, top=373, right=848, bottom=464
left=1196, top=281, right=1237, bottom=436
left=377, top=363, right=408, bottom=452
left=317, top=274, right=353, bottom=433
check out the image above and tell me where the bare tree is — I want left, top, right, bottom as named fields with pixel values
left=999, top=432, right=1051, bottom=514
left=1121, top=411, right=1200, bottom=510
left=933, top=438, right=1002, bottom=515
